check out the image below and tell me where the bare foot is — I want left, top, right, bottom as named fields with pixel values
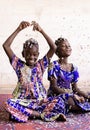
left=57, top=113, right=66, bottom=121
left=32, top=111, right=41, bottom=119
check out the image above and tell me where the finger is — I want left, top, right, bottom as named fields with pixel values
left=33, top=26, right=36, bottom=31
left=31, top=21, right=37, bottom=26
left=24, top=22, right=30, bottom=27
left=31, top=21, right=36, bottom=24
left=22, top=21, right=30, bottom=27
left=31, top=21, right=35, bottom=25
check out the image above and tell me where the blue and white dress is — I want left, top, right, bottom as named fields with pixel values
left=47, top=60, right=90, bottom=113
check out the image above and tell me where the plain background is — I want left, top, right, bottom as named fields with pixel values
left=0, top=0, right=90, bottom=93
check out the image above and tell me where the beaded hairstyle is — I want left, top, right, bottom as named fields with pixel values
left=55, top=37, right=67, bottom=57
left=55, top=37, right=67, bottom=46
left=23, top=38, right=39, bottom=50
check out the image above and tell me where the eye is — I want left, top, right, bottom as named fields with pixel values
left=33, top=53, right=38, bottom=56
left=26, top=54, right=30, bottom=58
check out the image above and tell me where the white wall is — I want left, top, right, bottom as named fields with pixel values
left=0, top=0, right=90, bottom=93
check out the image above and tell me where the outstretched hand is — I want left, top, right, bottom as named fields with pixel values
left=18, top=21, right=30, bottom=31
left=31, top=21, right=42, bottom=32
left=74, top=94, right=85, bottom=103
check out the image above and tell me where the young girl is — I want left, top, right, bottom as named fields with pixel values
left=47, top=37, right=90, bottom=116
left=3, top=21, right=56, bottom=122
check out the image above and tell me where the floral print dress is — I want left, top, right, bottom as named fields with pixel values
left=5, top=54, right=48, bottom=122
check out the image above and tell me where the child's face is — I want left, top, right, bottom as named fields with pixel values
left=56, top=40, right=72, bottom=58
left=24, top=46, right=39, bottom=67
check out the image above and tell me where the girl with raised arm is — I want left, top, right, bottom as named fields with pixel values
left=3, top=21, right=56, bottom=122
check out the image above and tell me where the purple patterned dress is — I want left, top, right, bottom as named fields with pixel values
left=47, top=60, right=90, bottom=114
left=5, top=54, right=49, bottom=122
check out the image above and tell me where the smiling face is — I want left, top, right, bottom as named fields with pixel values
left=22, top=38, right=39, bottom=67
left=55, top=38, right=72, bottom=58
left=24, top=46, right=39, bottom=67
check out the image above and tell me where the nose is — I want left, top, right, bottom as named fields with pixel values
left=29, top=55, right=34, bottom=59
left=27, top=54, right=34, bottom=59
left=66, top=45, right=70, bottom=49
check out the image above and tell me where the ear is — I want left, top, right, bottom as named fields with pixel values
left=22, top=51, right=24, bottom=57
left=38, top=52, right=39, bottom=56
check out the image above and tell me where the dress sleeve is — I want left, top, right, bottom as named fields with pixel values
left=10, top=54, right=24, bottom=71
left=72, top=65, right=79, bottom=83
left=48, top=61, right=57, bottom=80
left=38, top=55, right=49, bottom=74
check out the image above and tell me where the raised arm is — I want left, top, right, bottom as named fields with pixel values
left=3, top=21, right=30, bottom=61
left=31, top=21, right=57, bottom=59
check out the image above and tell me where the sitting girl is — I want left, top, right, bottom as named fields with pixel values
left=47, top=37, right=90, bottom=115
left=3, top=21, right=56, bottom=122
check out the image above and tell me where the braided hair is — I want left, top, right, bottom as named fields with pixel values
left=55, top=37, right=67, bottom=46
left=55, top=37, right=67, bottom=57
left=22, top=38, right=39, bottom=57
left=23, top=38, right=39, bottom=50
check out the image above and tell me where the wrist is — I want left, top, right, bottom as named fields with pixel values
left=40, top=28, right=44, bottom=33
left=16, top=27, right=21, bottom=33
left=84, top=94, right=89, bottom=99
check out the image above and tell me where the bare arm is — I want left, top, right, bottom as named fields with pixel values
left=31, top=21, right=57, bottom=59
left=50, top=76, right=67, bottom=94
left=72, top=82, right=89, bottom=99
left=3, top=21, right=30, bottom=61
